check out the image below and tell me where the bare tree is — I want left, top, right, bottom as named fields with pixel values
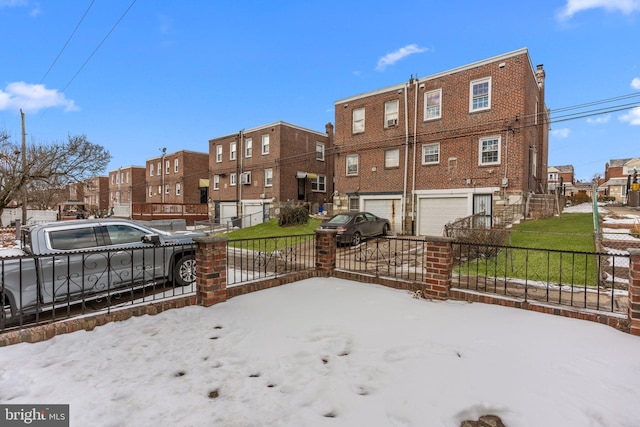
left=0, top=131, right=111, bottom=224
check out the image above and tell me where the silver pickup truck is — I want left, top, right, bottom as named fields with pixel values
left=1, top=219, right=207, bottom=327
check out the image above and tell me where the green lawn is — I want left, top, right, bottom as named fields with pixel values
left=456, top=212, right=600, bottom=286
left=222, top=218, right=322, bottom=252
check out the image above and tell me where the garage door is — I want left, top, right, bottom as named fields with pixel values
left=219, top=203, right=237, bottom=226
left=362, top=199, right=402, bottom=234
left=242, top=203, right=263, bottom=228
left=418, top=197, right=468, bottom=236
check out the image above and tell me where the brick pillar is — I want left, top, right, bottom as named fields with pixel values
left=315, top=229, right=337, bottom=276
left=193, top=236, right=228, bottom=307
left=628, top=248, right=640, bottom=336
left=424, top=236, right=454, bottom=300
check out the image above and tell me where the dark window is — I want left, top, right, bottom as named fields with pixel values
left=49, top=227, right=100, bottom=250
left=105, top=225, right=147, bottom=245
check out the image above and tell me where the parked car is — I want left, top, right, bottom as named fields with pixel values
left=317, top=212, right=391, bottom=245
left=1, top=219, right=207, bottom=327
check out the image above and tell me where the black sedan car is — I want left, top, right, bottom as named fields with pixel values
left=317, top=212, right=391, bottom=246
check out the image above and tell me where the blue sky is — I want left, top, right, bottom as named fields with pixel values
left=0, top=0, right=639, bottom=181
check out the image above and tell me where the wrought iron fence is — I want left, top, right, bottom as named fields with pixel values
left=1, top=243, right=196, bottom=332
left=226, top=234, right=316, bottom=286
left=452, top=241, right=629, bottom=314
left=335, top=236, right=426, bottom=282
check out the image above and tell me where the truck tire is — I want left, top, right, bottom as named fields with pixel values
left=173, top=254, right=196, bottom=287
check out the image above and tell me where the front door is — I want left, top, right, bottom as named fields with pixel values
left=297, top=178, right=306, bottom=201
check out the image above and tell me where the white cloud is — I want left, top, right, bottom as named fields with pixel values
left=551, top=128, right=571, bottom=138
left=0, top=0, right=28, bottom=7
left=557, top=0, right=640, bottom=19
left=587, top=114, right=611, bottom=124
left=0, top=82, right=78, bottom=113
left=620, top=106, right=640, bottom=125
left=376, top=44, right=428, bottom=71
left=632, top=77, right=640, bottom=90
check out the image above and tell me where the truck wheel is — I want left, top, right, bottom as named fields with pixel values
left=174, top=254, right=196, bottom=287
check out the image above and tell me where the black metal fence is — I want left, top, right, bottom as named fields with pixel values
left=335, top=237, right=426, bottom=283
left=452, top=241, right=629, bottom=314
left=226, top=234, right=316, bottom=286
left=1, top=243, right=196, bottom=332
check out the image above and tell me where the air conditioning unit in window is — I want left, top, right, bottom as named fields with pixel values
left=387, top=119, right=398, bottom=127
left=240, top=172, right=251, bottom=184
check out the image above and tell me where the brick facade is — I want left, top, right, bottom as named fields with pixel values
left=108, top=166, right=147, bottom=206
left=82, top=176, right=109, bottom=215
left=146, top=150, right=209, bottom=204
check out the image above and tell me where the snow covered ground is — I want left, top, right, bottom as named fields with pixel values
left=1, top=278, right=639, bottom=427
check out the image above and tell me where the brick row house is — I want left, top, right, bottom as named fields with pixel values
left=81, top=176, right=109, bottom=217
left=601, top=157, right=640, bottom=202
left=332, top=48, right=549, bottom=235
left=108, top=166, right=146, bottom=217
left=547, top=165, right=575, bottom=196
left=208, top=121, right=334, bottom=228
left=145, top=150, right=210, bottom=204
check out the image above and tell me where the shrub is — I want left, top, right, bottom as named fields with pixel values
left=569, top=190, right=591, bottom=205
left=278, top=206, right=309, bottom=226
left=631, top=221, right=640, bottom=239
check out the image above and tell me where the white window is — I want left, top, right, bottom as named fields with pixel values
left=245, top=138, right=252, bottom=158
left=241, top=171, right=251, bottom=184
left=157, top=162, right=161, bottom=175
left=148, top=186, right=153, bottom=197
left=479, top=136, right=501, bottom=165
left=425, top=89, right=442, bottom=120
left=385, top=149, right=399, bottom=168
left=230, top=142, right=236, bottom=160
left=261, top=134, right=270, bottom=155
left=157, top=185, right=161, bottom=194
left=165, top=161, right=170, bottom=174
left=265, top=169, right=273, bottom=187
left=174, top=159, right=179, bottom=173
left=384, top=100, right=399, bottom=127
left=470, top=77, right=491, bottom=112
left=346, top=154, right=359, bottom=176
left=353, top=108, right=365, bottom=134
left=311, top=175, right=326, bottom=192
left=216, top=145, right=223, bottom=163
left=175, top=183, right=181, bottom=195
left=112, top=174, right=115, bottom=184
left=150, top=164, right=154, bottom=176
left=230, top=173, right=237, bottom=186
left=531, top=146, right=537, bottom=177
left=126, top=172, right=129, bottom=183
left=213, top=175, right=220, bottom=190
left=422, top=143, right=440, bottom=165
left=316, top=142, right=325, bottom=161
left=165, top=184, right=170, bottom=194
left=349, top=197, right=359, bottom=211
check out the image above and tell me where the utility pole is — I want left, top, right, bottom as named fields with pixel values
left=20, top=109, right=27, bottom=225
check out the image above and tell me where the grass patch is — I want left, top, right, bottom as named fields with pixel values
left=456, top=212, right=600, bottom=286
left=221, top=218, right=322, bottom=252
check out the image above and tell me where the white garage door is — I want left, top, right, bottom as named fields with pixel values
left=220, top=203, right=237, bottom=226
left=362, top=199, right=402, bottom=234
left=418, top=197, right=468, bottom=236
left=242, top=203, right=263, bottom=228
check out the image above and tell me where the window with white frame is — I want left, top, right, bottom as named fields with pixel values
left=157, top=162, right=161, bottom=174
left=174, top=159, right=179, bottom=173
left=157, top=185, right=161, bottom=194
left=316, top=142, right=325, bottom=161
left=311, top=175, right=326, bottom=192
left=216, top=145, right=223, bottom=163
left=230, top=173, right=237, bottom=186
left=126, top=171, right=129, bottom=183
left=384, top=100, right=399, bottom=127
left=425, top=89, right=442, bottom=120
left=149, top=164, right=154, bottom=177
left=261, top=134, right=270, bottom=155
left=213, top=175, right=220, bottom=190
left=479, top=136, right=500, bottom=165
left=531, top=146, right=537, bottom=177
left=422, top=143, right=440, bottom=165
left=245, top=138, right=252, bottom=158
left=349, top=197, right=360, bottom=211
left=385, top=149, right=400, bottom=168
left=176, top=183, right=181, bottom=195
left=352, top=108, right=365, bottom=134
left=165, top=184, right=170, bottom=194
left=111, top=174, right=115, bottom=184
left=230, top=142, right=236, bottom=160
left=346, top=154, right=359, bottom=176
left=148, top=186, right=153, bottom=197
left=165, top=161, right=170, bottom=174
left=265, top=169, right=273, bottom=187
left=470, top=77, right=491, bottom=112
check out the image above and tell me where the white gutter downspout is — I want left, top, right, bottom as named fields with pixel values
left=411, top=78, right=419, bottom=235
left=402, top=83, right=410, bottom=235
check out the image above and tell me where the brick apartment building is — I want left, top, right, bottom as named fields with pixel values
left=108, top=166, right=146, bottom=217
left=145, top=150, right=210, bottom=204
left=332, top=48, right=549, bottom=235
left=208, top=121, right=334, bottom=227
left=82, top=176, right=109, bottom=216
left=547, top=165, right=575, bottom=195
left=601, top=157, right=640, bottom=202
